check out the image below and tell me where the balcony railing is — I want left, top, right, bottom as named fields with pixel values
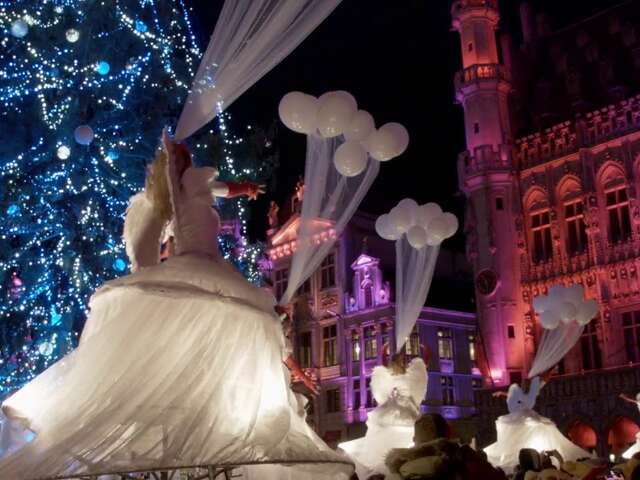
left=454, top=63, right=510, bottom=91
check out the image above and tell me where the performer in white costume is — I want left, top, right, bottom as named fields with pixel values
left=620, top=392, right=640, bottom=459
left=484, top=376, right=592, bottom=473
left=339, top=352, right=428, bottom=480
left=0, top=132, right=352, bottom=479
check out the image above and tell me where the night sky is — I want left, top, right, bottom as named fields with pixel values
left=189, top=0, right=626, bottom=244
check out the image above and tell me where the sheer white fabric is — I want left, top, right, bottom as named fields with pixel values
left=280, top=134, right=379, bottom=304
left=394, top=238, right=440, bottom=350
left=0, top=255, right=352, bottom=479
left=484, top=410, right=593, bottom=473
left=175, top=0, right=342, bottom=140
left=623, top=433, right=640, bottom=459
left=528, top=322, right=584, bottom=378
left=339, top=359, right=427, bottom=480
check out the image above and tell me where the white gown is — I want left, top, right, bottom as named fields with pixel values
left=622, top=394, right=640, bottom=459
left=0, top=138, right=352, bottom=479
left=484, top=377, right=592, bottom=473
left=339, top=358, right=427, bottom=480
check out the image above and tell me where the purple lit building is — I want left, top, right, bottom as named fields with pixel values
left=264, top=190, right=478, bottom=445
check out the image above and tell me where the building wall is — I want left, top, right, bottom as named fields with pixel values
left=453, top=0, right=640, bottom=454
left=266, top=211, right=477, bottom=444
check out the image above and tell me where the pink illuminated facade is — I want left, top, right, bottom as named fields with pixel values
left=265, top=198, right=478, bottom=445
left=453, top=0, right=640, bottom=454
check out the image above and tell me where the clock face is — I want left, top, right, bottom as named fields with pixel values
left=476, top=269, right=498, bottom=296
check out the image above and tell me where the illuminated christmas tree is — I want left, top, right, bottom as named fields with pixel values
left=0, top=1, right=275, bottom=396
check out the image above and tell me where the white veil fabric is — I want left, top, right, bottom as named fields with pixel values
left=175, top=0, right=342, bottom=140
left=280, top=134, right=379, bottom=304
left=528, top=322, right=584, bottom=378
left=395, top=239, right=439, bottom=350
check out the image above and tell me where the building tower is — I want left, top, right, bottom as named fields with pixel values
left=452, top=0, right=528, bottom=385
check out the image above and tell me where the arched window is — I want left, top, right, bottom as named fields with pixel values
left=580, top=318, right=602, bottom=371
left=363, top=282, right=373, bottom=309
left=558, top=177, right=587, bottom=255
left=525, top=188, right=553, bottom=263
left=598, top=163, right=631, bottom=243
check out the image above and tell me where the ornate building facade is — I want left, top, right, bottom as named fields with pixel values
left=265, top=195, right=478, bottom=446
left=453, top=0, right=640, bottom=455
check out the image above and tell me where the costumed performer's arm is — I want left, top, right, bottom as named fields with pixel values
left=211, top=180, right=266, bottom=200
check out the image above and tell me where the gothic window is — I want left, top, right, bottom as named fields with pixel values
left=622, top=310, right=640, bottom=363
left=364, top=326, right=377, bottom=359
left=530, top=209, right=553, bottom=263
left=605, top=186, right=631, bottom=243
left=580, top=319, right=602, bottom=371
left=298, top=331, right=312, bottom=368
left=406, top=325, right=420, bottom=357
left=381, top=323, right=390, bottom=362
left=351, top=332, right=361, bottom=362
left=441, top=376, right=455, bottom=405
left=275, top=268, right=289, bottom=299
left=323, top=324, right=338, bottom=367
left=326, top=388, right=340, bottom=413
left=353, top=379, right=361, bottom=410
left=321, top=253, right=336, bottom=289
left=564, top=200, right=588, bottom=255
left=438, top=328, right=453, bottom=360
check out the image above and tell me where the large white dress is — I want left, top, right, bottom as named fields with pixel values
left=339, top=358, right=427, bottom=480
left=0, top=140, right=352, bottom=479
left=622, top=394, right=640, bottom=459
left=484, top=377, right=592, bottom=473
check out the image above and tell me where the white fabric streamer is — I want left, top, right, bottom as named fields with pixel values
left=280, top=134, right=379, bottom=304
left=528, top=322, right=584, bottom=378
left=394, top=238, right=440, bottom=350
left=175, top=0, right=342, bottom=140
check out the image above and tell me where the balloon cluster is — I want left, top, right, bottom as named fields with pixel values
left=279, top=91, right=409, bottom=177
left=375, top=199, right=458, bottom=248
left=532, top=284, right=599, bottom=330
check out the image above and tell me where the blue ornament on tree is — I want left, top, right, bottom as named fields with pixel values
left=7, top=204, right=19, bottom=216
left=107, top=149, right=119, bottom=160
left=112, top=258, right=126, bottom=272
left=95, top=61, right=110, bottom=75
left=135, top=20, right=148, bottom=33
left=50, top=306, right=62, bottom=326
left=74, top=125, right=94, bottom=145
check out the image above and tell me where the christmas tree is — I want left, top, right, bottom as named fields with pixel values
left=0, top=1, right=275, bottom=397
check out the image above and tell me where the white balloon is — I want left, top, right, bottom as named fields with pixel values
left=417, top=203, right=443, bottom=228
left=565, top=284, right=584, bottom=305
left=333, top=141, right=368, bottom=177
left=344, top=110, right=375, bottom=142
left=532, top=295, right=550, bottom=313
left=316, top=91, right=358, bottom=138
left=74, top=125, right=94, bottom=145
left=397, top=198, right=420, bottom=227
left=425, top=231, right=442, bottom=246
left=389, top=206, right=412, bottom=235
left=407, top=225, right=428, bottom=249
left=539, top=310, right=561, bottom=330
left=278, top=92, right=318, bottom=134
left=427, top=215, right=449, bottom=241
left=557, top=301, right=578, bottom=323
left=547, top=285, right=566, bottom=301
left=375, top=214, right=399, bottom=241
left=440, top=212, right=459, bottom=239
left=576, top=299, right=599, bottom=326
left=366, top=128, right=397, bottom=162
left=379, top=122, right=410, bottom=157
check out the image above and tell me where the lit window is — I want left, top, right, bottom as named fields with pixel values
left=438, top=328, right=453, bottom=360
left=441, top=376, right=455, bottom=405
left=323, top=324, right=338, bottom=367
left=351, top=332, right=361, bottom=362
left=364, top=326, right=377, bottom=359
left=606, top=186, right=631, bottom=243
left=321, top=253, right=336, bottom=289
left=298, top=332, right=312, bottom=369
left=275, top=268, right=288, bottom=299
left=468, top=334, right=477, bottom=366
left=406, top=325, right=420, bottom=356
left=564, top=200, right=587, bottom=255
left=530, top=210, right=553, bottom=263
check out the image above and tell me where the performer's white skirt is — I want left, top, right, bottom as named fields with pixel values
left=0, top=255, right=352, bottom=479
left=484, top=410, right=593, bottom=473
left=623, top=432, right=640, bottom=459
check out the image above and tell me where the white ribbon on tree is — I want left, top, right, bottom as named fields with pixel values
left=175, top=0, right=343, bottom=140
left=375, top=199, right=458, bottom=350
left=277, top=90, right=410, bottom=305
left=528, top=284, right=599, bottom=378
